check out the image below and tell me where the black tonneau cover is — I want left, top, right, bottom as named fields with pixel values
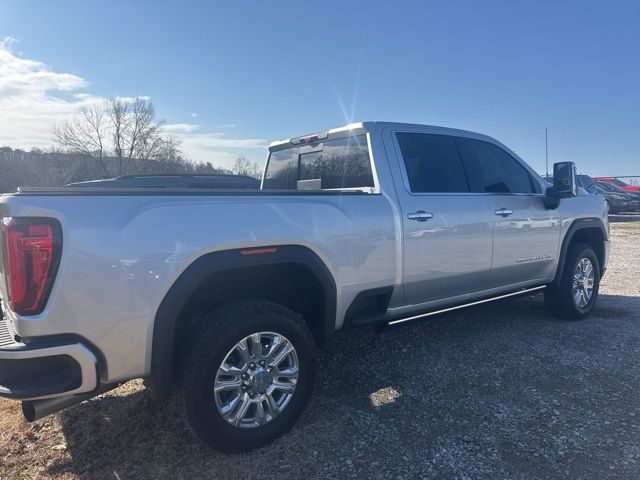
left=66, top=174, right=260, bottom=190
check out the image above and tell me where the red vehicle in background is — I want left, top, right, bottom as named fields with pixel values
left=593, top=177, right=640, bottom=192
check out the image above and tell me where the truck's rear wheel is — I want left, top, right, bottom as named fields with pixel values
left=544, top=242, right=600, bottom=320
left=179, top=300, right=317, bottom=452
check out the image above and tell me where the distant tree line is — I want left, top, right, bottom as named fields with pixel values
left=0, top=97, right=263, bottom=193
left=0, top=147, right=240, bottom=193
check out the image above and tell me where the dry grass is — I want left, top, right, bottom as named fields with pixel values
left=1, top=381, right=151, bottom=479
left=1, top=221, right=639, bottom=479
left=2, top=380, right=302, bottom=479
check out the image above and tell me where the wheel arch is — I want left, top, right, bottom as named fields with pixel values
left=148, top=245, right=336, bottom=395
left=553, top=217, right=607, bottom=286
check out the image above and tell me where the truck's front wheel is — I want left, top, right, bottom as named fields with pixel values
left=544, top=242, right=600, bottom=320
left=180, top=300, right=317, bottom=452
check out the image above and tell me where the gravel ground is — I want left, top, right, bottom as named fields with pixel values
left=1, top=222, right=639, bottom=479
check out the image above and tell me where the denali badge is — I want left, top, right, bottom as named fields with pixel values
left=516, top=254, right=552, bottom=263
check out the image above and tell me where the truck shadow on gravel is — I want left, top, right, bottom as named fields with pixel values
left=49, top=293, right=640, bottom=479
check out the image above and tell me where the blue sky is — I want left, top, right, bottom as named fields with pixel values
left=0, top=0, right=638, bottom=174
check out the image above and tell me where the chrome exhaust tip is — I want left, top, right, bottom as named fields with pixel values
left=22, top=384, right=118, bottom=422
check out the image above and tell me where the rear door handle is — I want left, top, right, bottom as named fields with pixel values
left=407, top=210, right=433, bottom=222
left=494, top=208, right=513, bottom=217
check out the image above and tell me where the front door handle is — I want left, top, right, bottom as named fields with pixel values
left=407, top=210, right=433, bottom=222
left=494, top=208, right=513, bottom=217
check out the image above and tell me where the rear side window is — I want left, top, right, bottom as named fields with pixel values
left=396, top=132, right=470, bottom=193
left=263, top=134, right=373, bottom=190
left=457, top=138, right=536, bottom=194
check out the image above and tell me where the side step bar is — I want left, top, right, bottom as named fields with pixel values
left=388, top=286, right=546, bottom=326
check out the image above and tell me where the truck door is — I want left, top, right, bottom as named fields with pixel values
left=456, top=137, right=561, bottom=288
left=385, top=129, right=494, bottom=305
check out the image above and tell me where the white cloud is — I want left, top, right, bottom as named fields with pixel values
left=0, top=39, right=267, bottom=168
left=163, top=123, right=268, bottom=167
left=0, top=37, right=17, bottom=50
left=0, top=39, right=102, bottom=147
left=164, top=123, right=201, bottom=133
left=180, top=130, right=268, bottom=167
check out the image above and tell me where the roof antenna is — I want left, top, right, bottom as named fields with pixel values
left=545, top=128, right=549, bottom=178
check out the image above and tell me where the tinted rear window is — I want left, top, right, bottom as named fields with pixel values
left=263, top=134, right=373, bottom=190
left=396, top=132, right=470, bottom=193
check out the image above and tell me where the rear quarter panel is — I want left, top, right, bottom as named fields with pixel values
left=0, top=193, right=397, bottom=383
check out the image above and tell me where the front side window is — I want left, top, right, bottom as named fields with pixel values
left=396, top=132, right=470, bottom=193
left=262, top=134, right=373, bottom=190
left=457, top=138, right=536, bottom=194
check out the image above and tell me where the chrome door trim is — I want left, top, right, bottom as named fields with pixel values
left=388, top=285, right=546, bottom=325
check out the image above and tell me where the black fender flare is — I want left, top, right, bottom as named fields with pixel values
left=552, top=217, right=608, bottom=286
left=148, top=244, right=336, bottom=395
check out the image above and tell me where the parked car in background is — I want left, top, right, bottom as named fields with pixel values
left=593, top=177, right=640, bottom=192
left=595, top=181, right=640, bottom=213
left=545, top=174, right=598, bottom=195
left=577, top=175, right=598, bottom=195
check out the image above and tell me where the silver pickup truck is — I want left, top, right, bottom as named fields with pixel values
left=0, top=122, right=609, bottom=452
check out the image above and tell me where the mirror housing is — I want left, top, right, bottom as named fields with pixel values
left=544, top=161, right=577, bottom=209
left=552, top=161, right=577, bottom=198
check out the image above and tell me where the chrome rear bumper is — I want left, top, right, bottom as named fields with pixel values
left=0, top=317, right=98, bottom=401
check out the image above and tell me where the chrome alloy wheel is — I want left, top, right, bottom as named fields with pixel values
left=214, top=332, right=299, bottom=429
left=572, top=258, right=595, bottom=308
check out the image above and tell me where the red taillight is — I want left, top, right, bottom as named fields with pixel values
left=1, top=217, right=62, bottom=315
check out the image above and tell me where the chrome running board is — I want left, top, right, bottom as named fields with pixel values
left=388, top=286, right=546, bottom=326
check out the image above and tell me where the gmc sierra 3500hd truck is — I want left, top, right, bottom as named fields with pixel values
left=0, top=122, right=609, bottom=452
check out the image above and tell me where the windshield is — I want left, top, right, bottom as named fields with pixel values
left=577, top=175, right=596, bottom=193
left=611, top=178, right=630, bottom=187
left=597, top=181, right=624, bottom=193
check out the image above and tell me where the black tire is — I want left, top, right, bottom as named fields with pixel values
left=544, top=242, right=600, bottom=320
left=179, top=300, right=317, bottom=453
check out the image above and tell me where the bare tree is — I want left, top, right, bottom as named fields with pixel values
left=52, top=97, right=179, bottom=177
left=232, top=156, right=262, bottom=178
left=52, top=103, right=109, bottom=176
left=140, top=132, right=182, bottom=163
left=232, top=156, right=251, bottom=176
left=248, top=161, right=263, bottom=179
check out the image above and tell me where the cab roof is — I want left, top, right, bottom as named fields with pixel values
left=268, top=121, right=499, bottom=151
